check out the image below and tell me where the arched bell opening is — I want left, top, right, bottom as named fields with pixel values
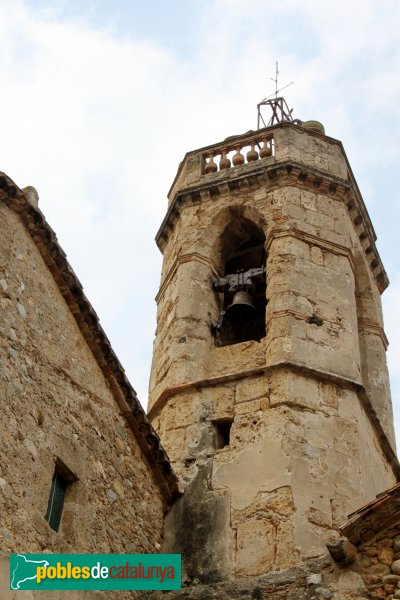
left=213, top=218, right=266, bottom=346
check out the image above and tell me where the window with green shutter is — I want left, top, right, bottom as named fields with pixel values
left=45, top=472, right=68, bottom=532
left=44, top=461, right=77, bottom=532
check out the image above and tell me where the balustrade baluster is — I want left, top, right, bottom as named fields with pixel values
left=246, top=141, right=259, bottom=162
left=219, top=149, right=231, bottom=170
left=204, top=152, right=218, bottom=174
left=260, top=138, right=272, bottom=158
left=203, top=134, right=273, bottom=175
left=232, top=146, right=245, bottom=166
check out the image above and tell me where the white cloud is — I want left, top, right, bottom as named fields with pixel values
left=0, top=0, right=399, bottom=433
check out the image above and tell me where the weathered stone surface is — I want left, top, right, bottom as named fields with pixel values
left=149, top=123, right=397, bottom=590
left=379, top=546, right=394, bottom=565
left=0, top=109, right=397, bottom=599
left=235, top=376, right=267, bottom=404
left=236, top=517, right=275, bottom=577
left=394, top=536, right=400, bottom=552
left=307, top=573, right=322, bottom=585
left=211, top=386, right=235, bottom=420
left=162, top=464, right=232, bottom=583
left=392, top=560, right=400, bottom=575
left=150, top=128, right=395, bottom=600
left=327, top=536, right=357, bottom=565
left=0, top=200, right=168, bottom=569
left=315, top=588, right=332, bottom=599
left=382, top=574, right=400, bottom=584
left=369, top=563, right=391, bottom=576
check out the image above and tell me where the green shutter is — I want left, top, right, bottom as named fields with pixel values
left=44, top=472, right=68, bottom=532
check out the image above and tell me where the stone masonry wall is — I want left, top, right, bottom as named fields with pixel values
left=150, top=179, right=394, bottom=449
left=148, top=556, right=370, bottom=599
left=149, top=123, right=397, bottom=585
left=150, top=125, right=394, bottom=450
left=155, top=371, right=395, bottom=582
left=357, top=524, right=400, bottom=599
left=0, top=201, right=167, bottom=598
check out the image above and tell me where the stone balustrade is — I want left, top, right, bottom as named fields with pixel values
left=203, top=133, right=274, bottom=175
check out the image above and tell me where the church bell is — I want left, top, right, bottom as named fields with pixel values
left=225, top=290, right=256, bottom=322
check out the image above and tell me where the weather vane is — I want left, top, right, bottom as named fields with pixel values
left=257, top=61, right=300, bottom=129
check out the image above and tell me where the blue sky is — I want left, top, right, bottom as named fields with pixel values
left=1, top=0, right=400, bottom=442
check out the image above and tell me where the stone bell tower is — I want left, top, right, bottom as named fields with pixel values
left=148, top=110, right=398, bottom=585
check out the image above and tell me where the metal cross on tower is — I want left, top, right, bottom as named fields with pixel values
left=257, top=61, right=301, bottom=129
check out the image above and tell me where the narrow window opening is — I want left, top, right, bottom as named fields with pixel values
left=213, top=419, right=233, bottom=449
left=44, top=460, right=76, bottom=532
left=213, top=219, right=266, bottom=346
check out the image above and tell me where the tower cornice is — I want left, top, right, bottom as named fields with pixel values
left=157, top=152, right=388, bottom=293
left=148, top=359, right=400, bottom=481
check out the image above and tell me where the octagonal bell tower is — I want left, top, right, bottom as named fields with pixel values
left=148, top=110, right=398, bottom=584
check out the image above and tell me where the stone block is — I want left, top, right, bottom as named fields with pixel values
left=269, top=369, right=320, bottom=412
left=383, top=574, right=400, bottom=584
left=311, top=245, right=324, bottom=266
left=159, top=427, right=186, bottom=463
left=235, top=399, right=261, bottom=415
left=207, top=339, right=266, bottom=378
left=235, top=518, right=275, bottom=577
left=210, top=386, right=235, bottom=420
left=307, top=507, right=332, bottom=529
left=319, top=381, right=338, bottom=410
left=161, top=394, right=198, bottom=431
left=235, top=486, right=295, bottom=522
left=235, top=376, right=267, bottom=404
left=394, top=536, right=400, bottom=552
left=379, top=547, right=395, bottom=565
left=275, top=518, right=298, bottom=568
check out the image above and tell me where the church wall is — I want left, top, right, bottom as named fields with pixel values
left=0, top=202, right=166, bottom=595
